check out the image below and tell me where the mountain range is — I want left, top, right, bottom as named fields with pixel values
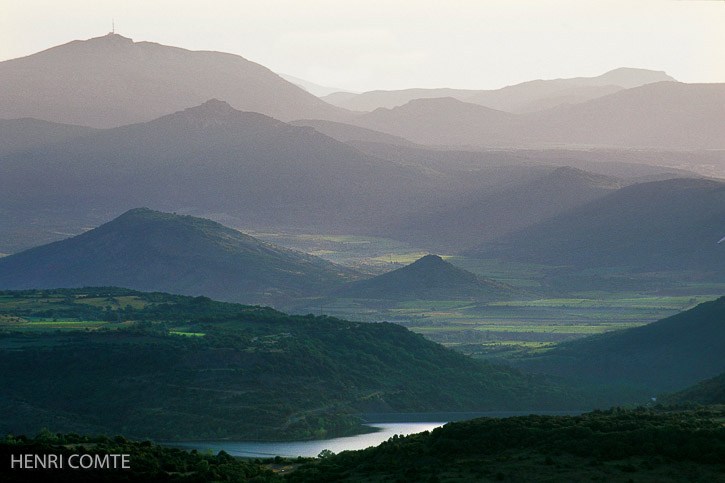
left=348, top=82, right=725, bottom=149
left=322, top=67, right=675, bottom=112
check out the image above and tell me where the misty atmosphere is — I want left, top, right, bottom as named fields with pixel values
left=1, top=2, right=724, bottom=481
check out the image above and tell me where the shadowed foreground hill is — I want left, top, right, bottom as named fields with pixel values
left=0, top=208, right=358, bottom=305
left=287, top=408, right=725, bottom=483
left=663, top=372, right=725, bottom=405
left=0, top=288, right=584, bottom=441
left=334, top=255, right=521, bottom=301
left=510, top=297, right=725, bottom=393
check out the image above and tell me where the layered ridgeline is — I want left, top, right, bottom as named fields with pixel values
left=470, top=177, right=725, bottom=273
left=0, top=99, right=432, bottom=250
left=391, top=166, right=623, bottom=252
left=0, top=288, right=584, bottom=441
left=0, top=208, right=359, bottom=305
left=322, top=67, right=675, bottom=112
left=508, top=297, right=725, bottom=394
left=348, top=82, right=725, bottom=149
left=0, top=33, right=347, bottom=127
left=334, top=255, right=520, bottom=301
left=0, top=99, right=652, bottom=256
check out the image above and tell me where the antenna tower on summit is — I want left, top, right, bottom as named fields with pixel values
left=112, top=18, right=115, bottom=34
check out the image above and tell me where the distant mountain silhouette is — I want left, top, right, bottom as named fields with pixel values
left=334, top=255, right=520, bottom=301
left=513, top=297, right=725, bottom=393
left=471, top=178, right=725, bottom=272
left=0, top=33, right=348, bottom=128
left=0, top=208, right=359, bottom=305
left=528, top=82, right=725, bottom=148
left=347, top=82, right=725, bottom=149
left=323, top=68, right=674, bottom=112
left=279, top=73, right=351, bottom=97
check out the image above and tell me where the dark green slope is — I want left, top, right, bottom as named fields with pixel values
left=0, top=288, right=582, bottom=441
left=471, top=177, right=725, bottom=272
left=663, top=372, right=725, bottom=405
left=288, top=408, right=725, bottom=482
left=335, top=255, right=520, bottom=301
left=511, top=297, right=725, bottom=393
left=0, top=208, right=358, bottom=305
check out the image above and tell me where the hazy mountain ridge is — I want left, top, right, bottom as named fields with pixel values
left=0, top=118, right=95, bottom=158
left=322, top=67, right=674, bottom=112
left=0, top=208, right=360, bottom=305
left=347, top=82, right=725, bottom=149
left=391, top=166, right=624, bottom=251
left=0, top=33, right=349, bottom=128
left=0, top=99, right=434, bottom=245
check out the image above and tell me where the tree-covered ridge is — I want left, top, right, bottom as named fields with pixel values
left=287, top=407, right=725, bottom=482
left=509, top=296, right=725, bottom=393
left=0, top=288, right=584, bottom=442
left=663, top=372, right=725, bottom=406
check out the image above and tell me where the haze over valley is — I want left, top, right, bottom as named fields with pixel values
left=1, top=15, right=724, bottom=481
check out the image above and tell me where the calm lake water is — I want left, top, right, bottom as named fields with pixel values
left=168, top=410, right=582, bottom=458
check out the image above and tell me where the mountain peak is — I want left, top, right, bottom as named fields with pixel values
left=410, top=254, right=446, bottom=267
left=82, top=32, right=136, bottom=47
left=595, top=67, right=676, bottom=88
left=335, top=254, right=519, bottom=301
left=183, top=98, right=238, bottom=117
left=167, top=99, right=265, bottom=126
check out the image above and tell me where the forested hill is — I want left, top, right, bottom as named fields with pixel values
left=510, top=296, right=725, bottom=393
left=0, top=288, right=584, bottom=442
left=663, top=372, right=725, bottom=405
left=287, top=408, right=725, bottom=482
left=0, top=208, right=359, bottom=305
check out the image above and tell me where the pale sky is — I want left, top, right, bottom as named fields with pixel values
left=1, top=0, right=723, bottom=92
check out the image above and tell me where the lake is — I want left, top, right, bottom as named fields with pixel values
left=168, top=410, right=583, bottom=458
